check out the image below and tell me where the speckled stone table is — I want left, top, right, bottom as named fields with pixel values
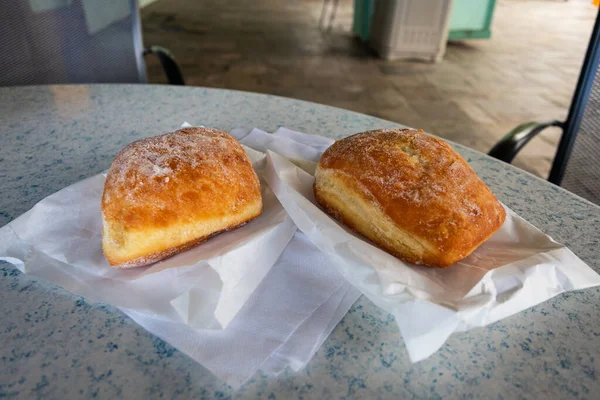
left=1, top=85, right=599, bottom=399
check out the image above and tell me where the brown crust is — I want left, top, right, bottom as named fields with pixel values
left=102, top=127, right=260, bottom=232
left=314, top=129, right=506, bottom=267
left=101, top=127, right=262, bottom=268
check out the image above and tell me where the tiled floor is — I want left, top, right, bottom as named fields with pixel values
left=142, top=0, right=597, bottom=178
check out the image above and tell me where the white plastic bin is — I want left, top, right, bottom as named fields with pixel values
left=369, top=0, right=454, bottom=62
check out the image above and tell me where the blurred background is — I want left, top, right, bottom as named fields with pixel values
left=2, top=0, right=598, bottom=179
left=141, top=0, right=597, bottom=179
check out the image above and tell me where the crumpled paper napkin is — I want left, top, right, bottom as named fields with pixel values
left=0, top=126, right=361, bottom=387
left=261, top=141, right=600, bottom=363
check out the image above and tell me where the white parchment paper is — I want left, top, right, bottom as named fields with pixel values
left=0, top=146, right=296, bottom=329
left=3, top=124, right=595, bottom=385
left=121, top=232, right=360, bottom=387
left=262, top=139, right=600, bottom=363
left=0, top=126, right=363, bottom=387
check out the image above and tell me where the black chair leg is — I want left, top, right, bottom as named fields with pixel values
left=144, top=46, right=185, bottom=85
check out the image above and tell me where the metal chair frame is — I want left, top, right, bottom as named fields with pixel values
left=489, top=7, right=600, bottom=186
left=1, top=0, right=184, bottom=86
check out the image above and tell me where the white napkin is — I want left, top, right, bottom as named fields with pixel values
left=0, top=147, right=295, bottom=330
left=233, top=128, right=361, bottom=377
left=261, top=279, right=358, bottom=375
left=263, top=148, right=600, bottom=363
left=232, top=127, right=322, bottom=162
left=0, top=126, right=361, bottom=388
left=121, top=233, right=359, bottom=388
left=273, top=126, right=336, bottom=154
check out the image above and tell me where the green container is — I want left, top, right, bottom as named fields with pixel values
left=448, top=0, right=496, bottom=40
left=353, top=0, right=497, bottom=41
left=353, top=0, right=375, bottom=41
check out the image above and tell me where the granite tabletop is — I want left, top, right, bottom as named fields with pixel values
left=1, top=85, right=599, bottom=399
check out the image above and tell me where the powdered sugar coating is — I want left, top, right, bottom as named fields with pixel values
left=103, top=127, right=257, bottom=225
left=317, top=129, right=506, bottom=261
left=101, top=127, right=262, bottom=267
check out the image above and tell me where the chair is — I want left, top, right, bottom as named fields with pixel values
left=319, top=0, right=340, bottom=32
left=489, top=8, right=600, bottom=206
left=0, top=0, right=183, bottom=86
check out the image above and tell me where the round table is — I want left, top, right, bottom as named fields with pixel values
left=1, top=85, right=599, bottom=399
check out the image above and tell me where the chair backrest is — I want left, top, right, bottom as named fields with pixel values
left=0, top=0, right=145, bottom=86
left=549, top=8, right=600, bottom=206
